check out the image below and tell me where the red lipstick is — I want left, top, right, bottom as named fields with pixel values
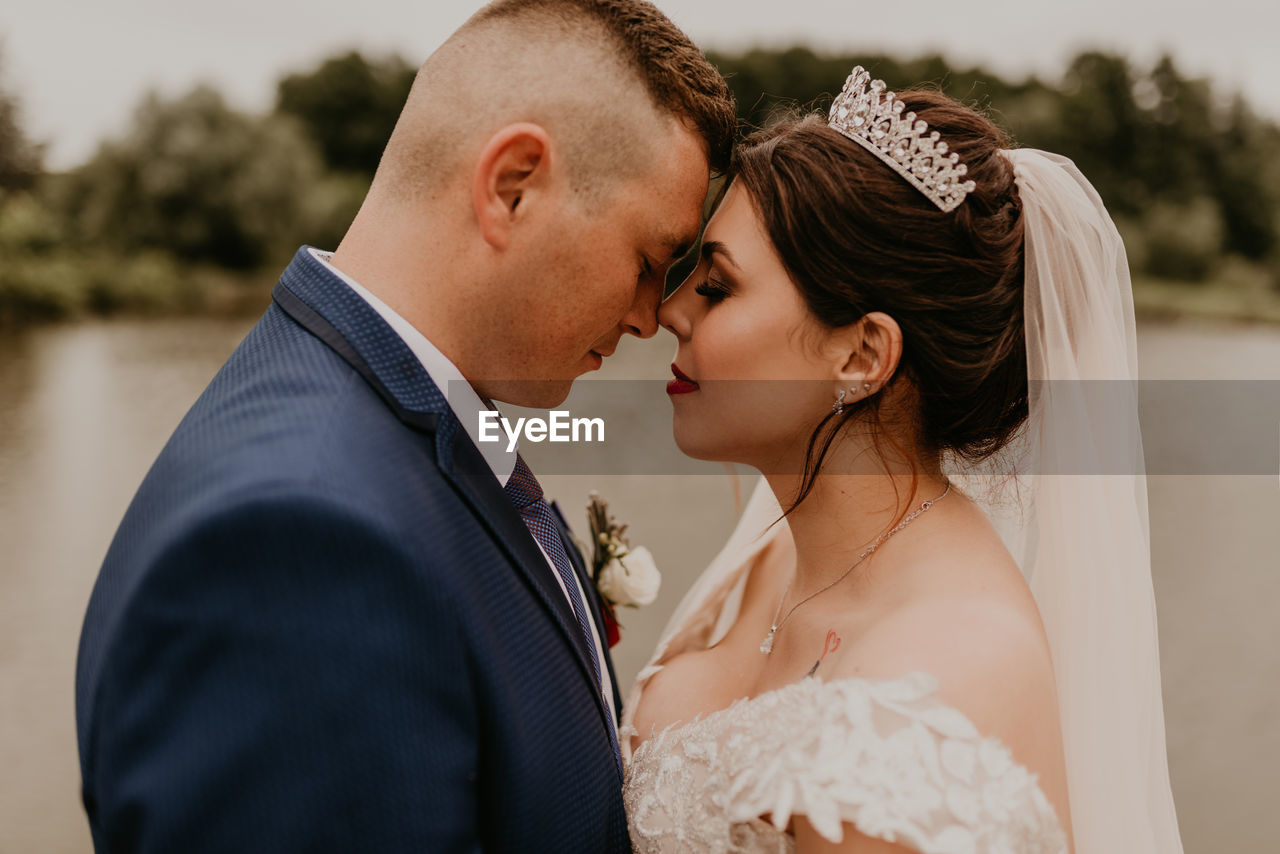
left=667, top=363, right=699, bottom=395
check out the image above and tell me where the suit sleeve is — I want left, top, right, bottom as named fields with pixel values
left=85, top=489, right=481, bottom=853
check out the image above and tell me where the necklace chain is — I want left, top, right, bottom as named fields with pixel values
left=760, top=481, right=951, bottom=655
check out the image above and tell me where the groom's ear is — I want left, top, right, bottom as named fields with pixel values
left=830, top=311, right=903, bottom=386
left=472, top=123, right=554, bottom=250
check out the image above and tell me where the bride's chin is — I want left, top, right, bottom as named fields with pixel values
left=671, top=432, right=713, bottom=461
left=671, top=422, right=751, bottom=466
left=674, top=443, right=733, bottom=463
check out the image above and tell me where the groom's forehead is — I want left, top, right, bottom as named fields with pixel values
left=648, top=182, right=706, bottom=253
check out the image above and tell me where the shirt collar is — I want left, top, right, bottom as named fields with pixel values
left=308, top=248, right=516, bottom=486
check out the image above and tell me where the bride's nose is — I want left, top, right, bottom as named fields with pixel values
left=658, top=278, right=695, bottom=341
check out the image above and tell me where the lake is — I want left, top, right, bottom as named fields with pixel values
left=1, top=314, right=1276, bottom=852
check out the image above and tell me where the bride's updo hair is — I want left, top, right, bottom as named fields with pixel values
left=732, top=90, right=1027, bottom=504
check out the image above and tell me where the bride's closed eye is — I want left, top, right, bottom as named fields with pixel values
left=694, top=273, right=731, bottom=304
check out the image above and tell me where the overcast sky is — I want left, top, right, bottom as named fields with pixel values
left=3, top=0, right=1276, bottom=170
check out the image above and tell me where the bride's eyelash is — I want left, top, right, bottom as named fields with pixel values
left=694, top=277, right=730, bottom=303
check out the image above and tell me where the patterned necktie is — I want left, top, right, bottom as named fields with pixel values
left=503, top=454, right=621, bottom=770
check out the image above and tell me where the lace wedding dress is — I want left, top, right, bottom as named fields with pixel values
left=620, top=478, right=1069, bottom=854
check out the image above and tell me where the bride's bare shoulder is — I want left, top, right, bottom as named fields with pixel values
left=827, top=590, right=1071, bottom=836
left=839, top=502, right=1057, bottom=711
left=835, top=578, right=1057, bottom=717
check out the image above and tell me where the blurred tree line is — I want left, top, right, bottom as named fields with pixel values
left=0, top=50, right=414, bottom=324
left=2, top=44, right=1279, bottom=326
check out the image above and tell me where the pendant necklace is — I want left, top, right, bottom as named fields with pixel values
left=760, top=481, right=951, bottom=655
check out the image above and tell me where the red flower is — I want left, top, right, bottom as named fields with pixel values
left=601, top=600, right=622, bottom=648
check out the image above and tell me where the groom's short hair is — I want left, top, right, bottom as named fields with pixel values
left=467, top=0, right=736, bottom=172
left=372, top=0, right=735, bottom=203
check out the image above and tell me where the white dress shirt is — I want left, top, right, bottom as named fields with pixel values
left=308, top=249, right=617, bottom=729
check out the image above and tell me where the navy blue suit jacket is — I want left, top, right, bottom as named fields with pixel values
left=75, top=248, right=629, bottom=852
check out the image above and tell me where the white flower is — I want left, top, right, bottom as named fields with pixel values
left=597, top=546, right=661, bottom=606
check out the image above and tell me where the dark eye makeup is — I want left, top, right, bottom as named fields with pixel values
left=694, top=271, right=731, bottom=304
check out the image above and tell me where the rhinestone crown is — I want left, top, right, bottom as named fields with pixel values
left=828, top=66, right=976, bottom=213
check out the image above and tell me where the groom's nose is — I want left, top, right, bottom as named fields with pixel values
left=620, top=275, right=663, bottom=339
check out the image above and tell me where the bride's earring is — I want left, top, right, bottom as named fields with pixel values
left=834, top=382, right=876, bottom=415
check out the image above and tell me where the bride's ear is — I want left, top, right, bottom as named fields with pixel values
left=472, top=123, right=554, bottom=250
left=829, top=311, right=903, bottom=390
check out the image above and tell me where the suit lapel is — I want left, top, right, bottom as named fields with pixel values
left=550, top=499, right=624, bottom=720
left=271, top=249, right=610, bottom=730
left=442, top=433, right=601, bottom=683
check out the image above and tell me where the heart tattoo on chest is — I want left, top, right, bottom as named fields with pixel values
left=805, top=630, right=842, bottom=677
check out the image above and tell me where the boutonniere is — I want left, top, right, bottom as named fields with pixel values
left=586, top=491, right=661, bottom=648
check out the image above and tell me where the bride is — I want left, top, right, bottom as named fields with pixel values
left=620, top=67, right=1183, bottom=853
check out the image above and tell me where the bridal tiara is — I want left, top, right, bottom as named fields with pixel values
left=827, top=66, right=976, bottom=213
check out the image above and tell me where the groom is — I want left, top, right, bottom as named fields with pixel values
left=74, top=1, right=733, bottom=851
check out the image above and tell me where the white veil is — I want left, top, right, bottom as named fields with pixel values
left=973, top=148, right=1184, bottom=852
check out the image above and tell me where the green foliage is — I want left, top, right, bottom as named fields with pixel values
left=706, top=48, right=1045, bottom=135
left=0, top=189, right=63, bottom=252
left=276, top=51, right=416, bottom=176
left=294, top=170, right=370, bottom=253
left=0, top=248, right=189, bottom=325
left=1141, top=198, right=1226, bottom=281
left=61, top=86, right=327, bottom=269
left=0, top=183, right=233, bottom=325
left=0, top=48, right=41, bottom=192
left=1206, top=96, right=1277, bottom=259
left=0, top=81, right=352, bottom=326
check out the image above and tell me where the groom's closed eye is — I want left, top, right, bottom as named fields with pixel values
left=655, top=238, right=695, bottom=273
left=667, top=239, right=695, bottom=265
